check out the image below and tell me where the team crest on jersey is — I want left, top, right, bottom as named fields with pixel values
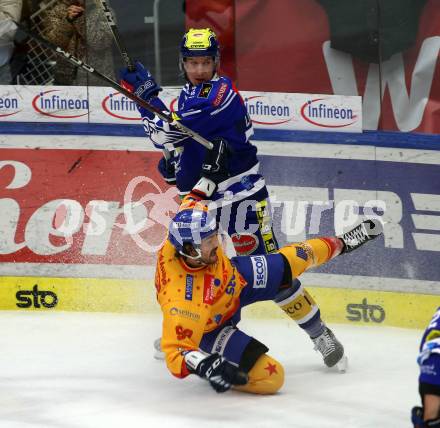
left=198, top=83, right=212, bottom=98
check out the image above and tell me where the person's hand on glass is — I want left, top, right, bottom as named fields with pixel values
left=66, top=4, right=84, bottom=23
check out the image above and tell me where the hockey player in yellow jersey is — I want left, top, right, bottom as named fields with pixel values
left=155, top=195, right=384, bottom=394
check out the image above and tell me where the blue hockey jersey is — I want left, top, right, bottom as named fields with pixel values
left=418, top=307, right=440, bottom=386
left=139, top=76, right=264, bottom=200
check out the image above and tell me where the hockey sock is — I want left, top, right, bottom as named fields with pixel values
left=234, top=354, right=284, bottom=395
left=274, top=279, right=324, bottom=339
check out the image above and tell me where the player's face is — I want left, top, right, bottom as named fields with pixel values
left=183, top=56, right=216, bottom=86
left=199, top=233, right=219, bottom=265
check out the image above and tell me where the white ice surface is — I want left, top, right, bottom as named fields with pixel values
left=0, top=311, right=421, bottom=428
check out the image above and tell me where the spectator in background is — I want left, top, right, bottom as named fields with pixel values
left=44, top=0, right=115, bottom=86
left=0, top=0, right=23, bottom=84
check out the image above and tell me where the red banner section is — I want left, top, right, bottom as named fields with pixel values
left=185, top=0, right=236, bottom=80
left=188, top=0, right=440, bottom=134
left=0, top=149, right=179, bottom=266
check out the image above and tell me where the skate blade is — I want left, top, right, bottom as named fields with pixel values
left=154, top=350, right=165, bottom=360
left=336, top=355, right=348, bottom=373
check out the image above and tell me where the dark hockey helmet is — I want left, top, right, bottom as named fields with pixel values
left=168, top=201, right=218, bottom=259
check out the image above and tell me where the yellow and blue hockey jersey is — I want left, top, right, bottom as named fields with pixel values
left=155, top=238, right=248, bottom=378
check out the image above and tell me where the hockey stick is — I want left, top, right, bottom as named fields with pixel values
left=95, top=0, right=135, bottom=71
left=96, top=0, right=173, bottom=160
left=13, top=21, right=213, bottom=149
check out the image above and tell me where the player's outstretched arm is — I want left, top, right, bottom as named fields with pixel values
left=185, top=351, right=248, bottom=393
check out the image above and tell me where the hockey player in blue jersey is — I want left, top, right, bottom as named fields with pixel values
left=120, top=27, right=277, bottom=257
left=412, top=307, right=440, bottom=427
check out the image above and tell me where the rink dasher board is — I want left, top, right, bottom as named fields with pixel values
left=0, top=134, right=439, bottom=328
left=0, top=275, right=436, bottom=329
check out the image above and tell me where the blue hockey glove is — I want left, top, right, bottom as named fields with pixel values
left=120, top=61, right=161, bottom=101
left=157, top=156, right=176, bottom=185
left=190, top=137, right=230, bottom=199
left=185, top=352, right=248, bottom=393
left=412, top=406, right=424, bottom=427
left=412, top=406, right=440, bottom=427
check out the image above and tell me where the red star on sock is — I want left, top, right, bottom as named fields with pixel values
left=264, top=362, right=278, bottom=376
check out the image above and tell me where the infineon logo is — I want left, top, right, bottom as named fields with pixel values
left=0, top=95, right=21, bottom=118
left=102, top=92, right=140, bottom=120
left=300, top=98, right=357, bottom=128
left=32, top=90, right=89, bottom=119
left=244, top=96, right=293, bottom=125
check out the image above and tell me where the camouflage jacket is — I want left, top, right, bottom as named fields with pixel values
left=44, top=0, right=115, bottom=85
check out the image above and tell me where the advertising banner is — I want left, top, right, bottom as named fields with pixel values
left=0, top=85, right=362, bottom=133
left=0, top=145, right=178, bottom=267
left=263, top=148, right=440, bottom=284
left=0, top=86, right=90, bottom=122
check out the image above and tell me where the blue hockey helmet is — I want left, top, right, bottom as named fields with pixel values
left=168, top=202, right=218, bottom=259
left=180, top=28, right=220, bottom=58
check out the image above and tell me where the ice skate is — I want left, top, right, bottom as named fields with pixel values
left=153, top=337, right=165, bottom=360
left=312, top=327, right=347, bottom=372
left=339, top=219, right=383, bottom=253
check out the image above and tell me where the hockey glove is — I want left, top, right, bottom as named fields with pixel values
left=412, top=406, right=440, bottom=427
left=157, top=157, right=176, bottom=185
left=202, top=137, right=230, bottom=183
left=190, top=137, right=230, bottom=199
left=120, top=61, right=161, bottom=102
left=185, top=351, right=248, bottom=393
